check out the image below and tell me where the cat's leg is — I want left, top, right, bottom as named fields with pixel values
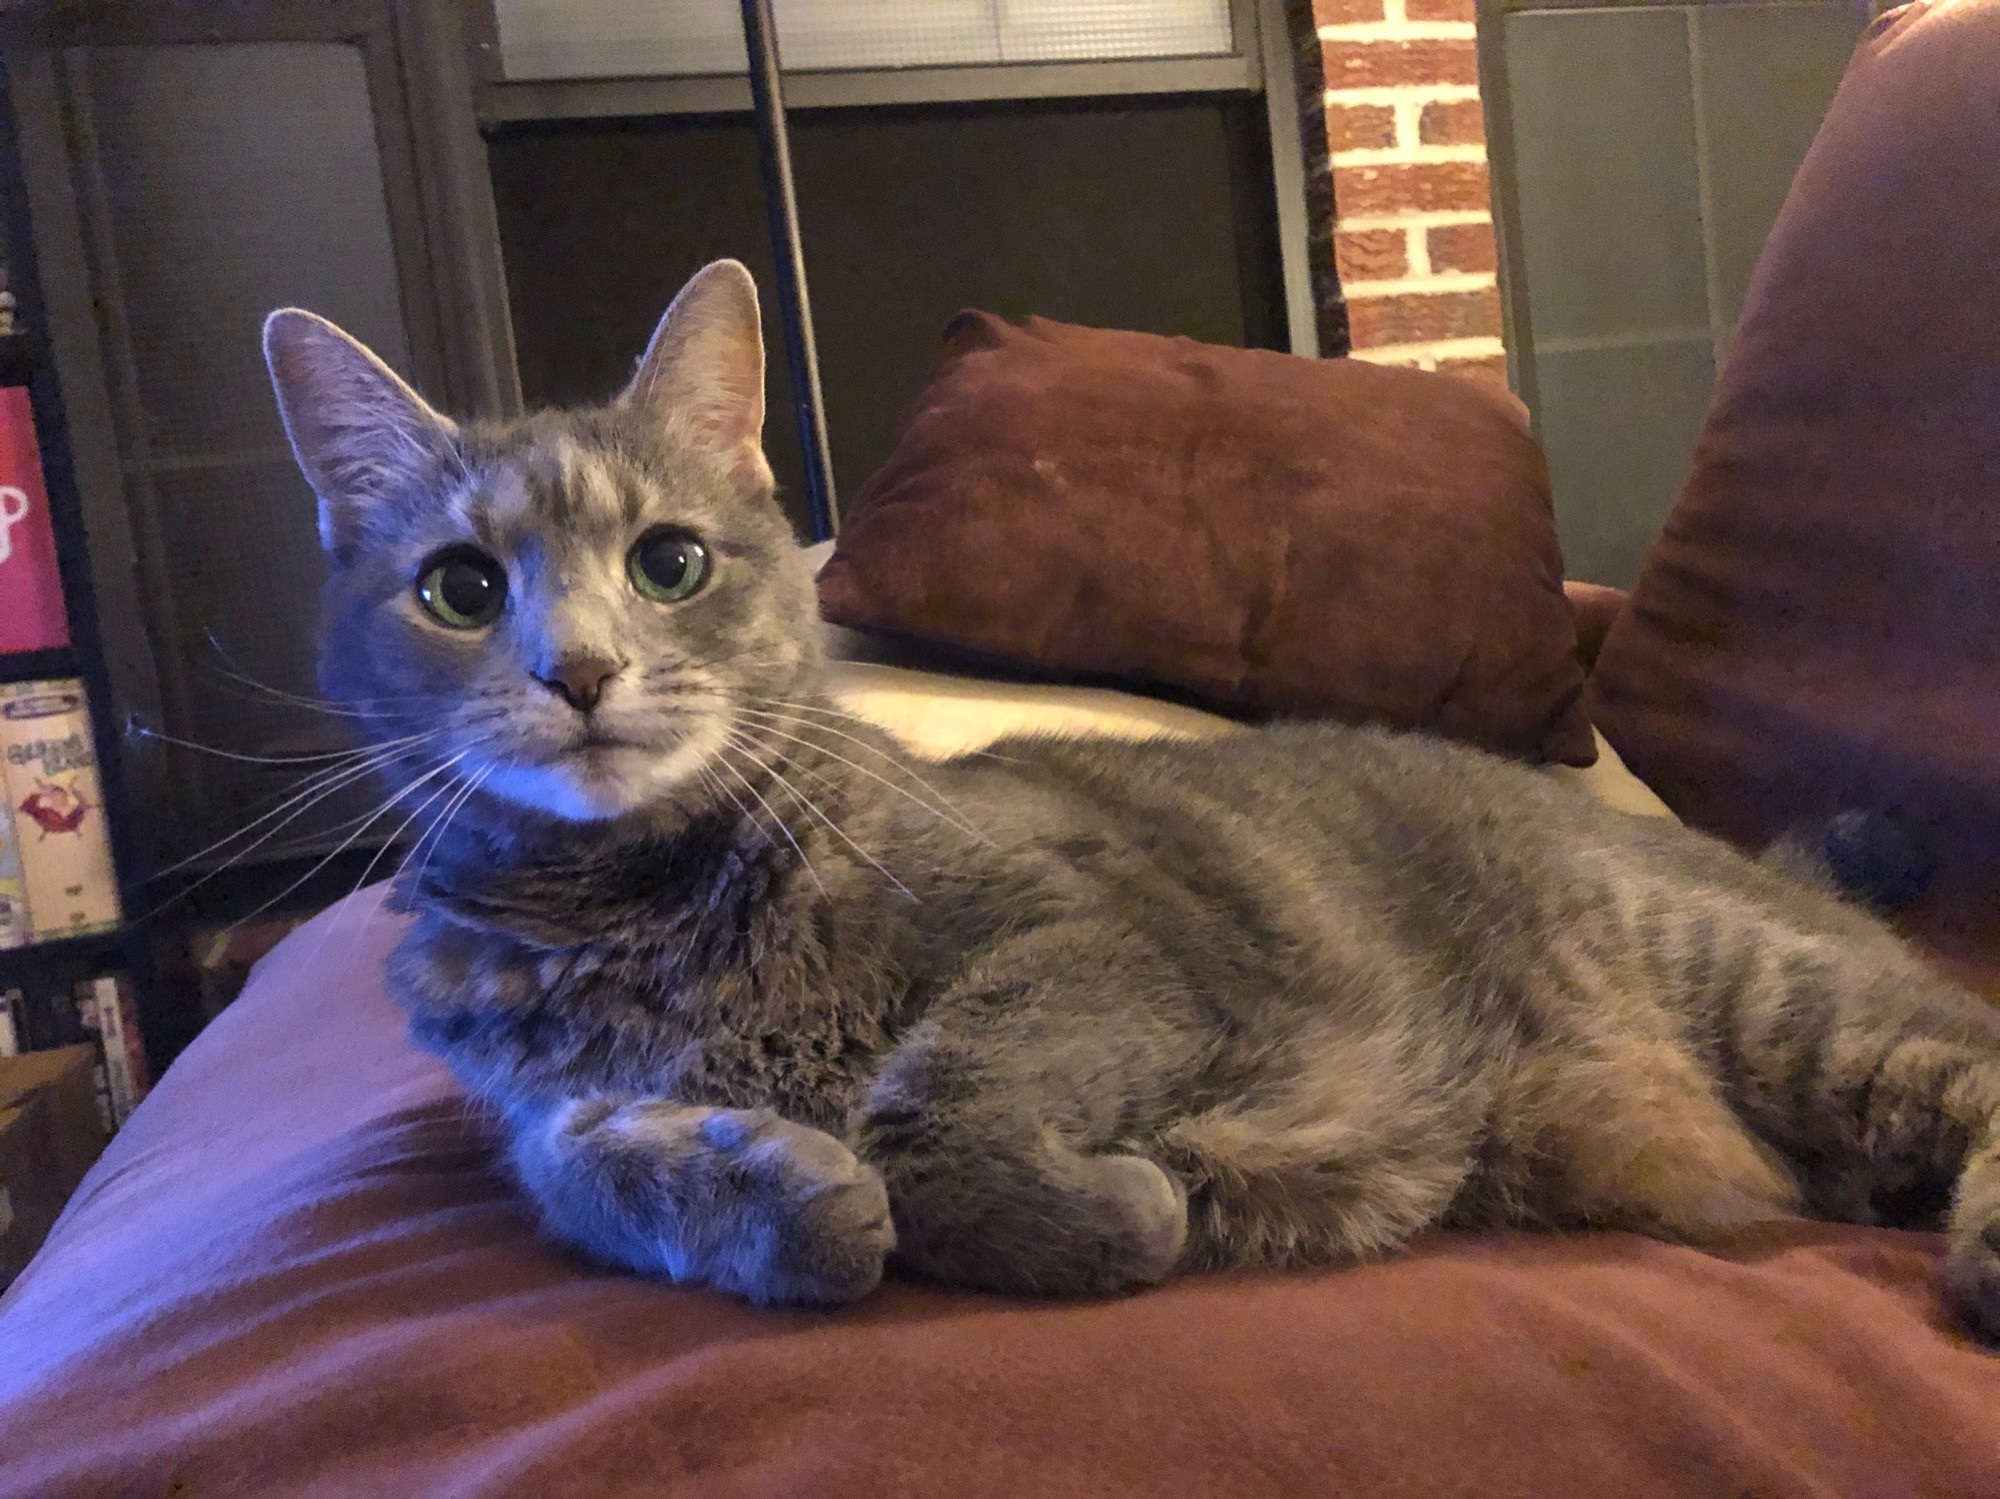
left=1161, top=1024, right=1481, bottom=1269
left=1510, top=1034, right=1803, bottom=1239
left=508, top=1095, right=895, bottom=1305
left=1823, top=1013, right=2000, bottom=1341
left=1658, top=918, right=2000, bottom=1340
left=1160, top=985, right=1792, bottom=1265
left=854, top=927, right=1205, bottom=1297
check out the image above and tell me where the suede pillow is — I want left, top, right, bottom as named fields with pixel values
left=817, top=314, right=1596, bottom=766
left=1586, top=0, right=2000, bottom=991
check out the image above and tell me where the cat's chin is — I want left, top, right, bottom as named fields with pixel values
left=480, top=743, right=701, bottom=824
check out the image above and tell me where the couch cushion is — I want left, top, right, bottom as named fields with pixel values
left=816, top=313, right=1596, bottom=766
left=1585, top=0, right=2000, bottom=991
left=1, top=889, right=1996, bottom=1499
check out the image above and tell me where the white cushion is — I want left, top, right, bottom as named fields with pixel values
left=807, top=543, right=1674, bottom=821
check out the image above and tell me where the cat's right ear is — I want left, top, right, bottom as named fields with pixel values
left=263, top=309, right=457, bottom=565
left=617, top=260, right=771, bottom=488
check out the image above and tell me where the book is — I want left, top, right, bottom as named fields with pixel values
left=73, top=975, right=147, bottom=1124
left=0, top=386, right=69, bottom=655
left=0, top=678, right=121, bottom=940
left=71, top=1020, right=114, bottom=1135
left=0, top=218, right=16, bottom=337
left=0, top=798, right=25, bottom=950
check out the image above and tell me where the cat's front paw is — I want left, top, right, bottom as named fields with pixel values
left=891, top=1148, right=1188, bottom=1298
left=1047, top=1151, right=1189, bottom=1296
left=691, top=1108, right=897, bottom=1306
left=532, top=1099, right=894, bottom=1306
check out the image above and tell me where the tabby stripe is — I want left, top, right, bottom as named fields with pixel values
left=1778, top=950, right=1834, bottom=1141
left=1709, top=932, right=1763, bottom=1108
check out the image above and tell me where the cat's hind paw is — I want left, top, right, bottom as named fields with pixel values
left=1943, top=1216, right=2000, bottom=1345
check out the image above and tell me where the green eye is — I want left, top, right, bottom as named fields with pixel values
left=416, top=547, right=507, bottom=629
left=628, top=527, right=710, bottom=603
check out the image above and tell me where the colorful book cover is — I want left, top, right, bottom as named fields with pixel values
left=0, top=386, right=70, bottom=655
left=0, top=678, right=121, bottom=940
left=0, top=799, right=25, bottom=950
left=74, top=975, right=148, bottom=1124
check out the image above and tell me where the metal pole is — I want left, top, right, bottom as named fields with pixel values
left=739, top=0, right=839, bottom=541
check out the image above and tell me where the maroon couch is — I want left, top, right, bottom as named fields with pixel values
left=6, top=1, right=2000, bottom=1492
left=1, top=888, right=1996, bottom=1499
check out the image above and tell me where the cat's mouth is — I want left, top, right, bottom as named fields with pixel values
left=473, top=707, right=730, bottom=823
left=551, top=733, right=656, bottom=782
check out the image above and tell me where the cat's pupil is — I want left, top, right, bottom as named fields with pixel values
left=642, top=536, right=690, bottom=589
left=440, top=561, right=496, bottom=617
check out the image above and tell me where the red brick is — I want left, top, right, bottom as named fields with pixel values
left=1313, top=0, right=1386, bottom=22
left=1427, top=221, right=1498, bottom=274
left=1419, top=99, right=1486, bottom=147
left=1437, top=353, right=1512, bottom=390
left=1345, top=288, right=1503, bottom=348
left=1322, top=39, right=1478, bottom=90
left=1406, top=0, right=1476, bottom=20
left=1336, top=229, right=1409, bottom=283
left=1326, top=103, right=1397, bottom=153
left=1334, top=161, right=1493, bottom=217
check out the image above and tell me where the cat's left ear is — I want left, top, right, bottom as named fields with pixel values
left=619, top=260, right=771, bottom=487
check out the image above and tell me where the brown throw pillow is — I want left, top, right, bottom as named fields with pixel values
left=817, top=314, right=1596, bottom=766
left=1585, top=0, right=2000, bottom=990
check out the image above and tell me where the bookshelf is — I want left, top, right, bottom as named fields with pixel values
left=0, top=66, right=157, bottom=1103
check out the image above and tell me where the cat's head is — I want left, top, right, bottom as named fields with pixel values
left=264, top=260, right=821, bottom=824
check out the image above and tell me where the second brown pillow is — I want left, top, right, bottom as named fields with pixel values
left=817, top=313, right=1594, bottom=765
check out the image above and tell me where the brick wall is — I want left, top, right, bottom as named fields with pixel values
left=1316, top=0, right=1507, bottom=388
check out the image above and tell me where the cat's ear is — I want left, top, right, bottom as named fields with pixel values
left=618, top=260, right=770, bottom=485
left=263, top=309, right=457, bottom=565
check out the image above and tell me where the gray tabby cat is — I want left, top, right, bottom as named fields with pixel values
left=264, top=261, right=2000, bottom=1338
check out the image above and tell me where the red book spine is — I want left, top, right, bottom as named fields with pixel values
left=0, top=386, right=70, bottom=656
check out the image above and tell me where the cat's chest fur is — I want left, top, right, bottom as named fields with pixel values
left=385, top=813, right=913, bottom=1132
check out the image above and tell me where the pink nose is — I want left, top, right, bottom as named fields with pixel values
left=536, top=654, right=621, bottom=713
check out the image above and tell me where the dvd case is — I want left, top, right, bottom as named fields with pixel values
left=0, top=678, right=121, bottom=940
left=0, top=799, right=26, bottom=950
left=73, top=974, right=148, bottom=1123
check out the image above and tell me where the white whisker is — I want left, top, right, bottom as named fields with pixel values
left=126, top=723, right=432, bottom=767
left=734, top=704, right=992, bottom=845
left=754, top=693, right=1036, bottom=761
left=143, top=732, right=447, bottom=884
left=405, top=764, right=494, bottom=901
left=719, top=727, right=916, bottom=902
left=301, top=767, right=470, bottom=970
left=708, top=742, right=826, bottom=897
left=194, top=663, right=432, bottom=721
left=222, top=752, right=471, bottom=934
